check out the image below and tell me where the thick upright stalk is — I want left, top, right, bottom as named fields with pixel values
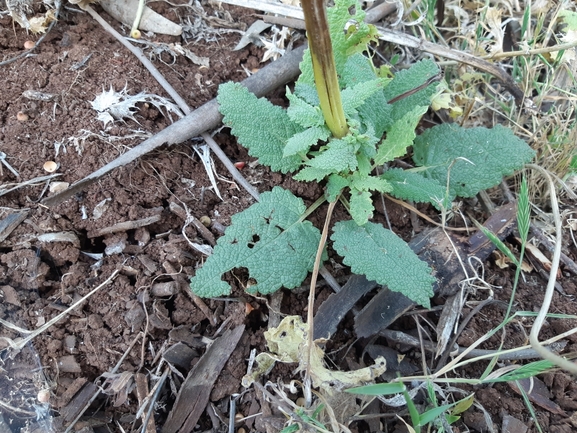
left=301, top=0, right=349, bottom=138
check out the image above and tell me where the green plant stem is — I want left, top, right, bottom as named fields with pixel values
left=131, top=0, right=146, bottom=38
left=301, top=0, right=348, bottom=138
left=304, top=198, right=338, bottom=406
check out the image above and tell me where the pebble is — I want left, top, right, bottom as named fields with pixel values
left=151, top=281, right=178, bottom=297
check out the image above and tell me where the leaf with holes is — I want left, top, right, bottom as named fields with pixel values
left=190, top=187, right=321, bottom=297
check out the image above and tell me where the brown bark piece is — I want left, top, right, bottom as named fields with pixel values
left=60, top=381, right=99, bottom=422
left=467, top=202, right=518, bottom=257
left=314, top=275, right=377, bottom=340
left=0, top=211, right=28, bottom=243
left=135, top=373, right=156, bottom=433
left=315, top=201, right=519, bottom=339
left=162, top=325, right=245, bottom=433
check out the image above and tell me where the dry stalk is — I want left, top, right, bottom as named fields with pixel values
left=304, top=199, right=337, bottom=407
left=526, top=163, right=577, bottom=375
left=0, top=269, right=119, bottom=351
left=64, top=331, right=144, bottom=433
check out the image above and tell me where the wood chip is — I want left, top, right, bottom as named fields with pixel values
left=0, top=211, right=28, bottom=242
left=61, top=382, right=99, bottom=422
left=162, top=325, right=245, bottom=433
left=135, top=373, right=156, bottom=433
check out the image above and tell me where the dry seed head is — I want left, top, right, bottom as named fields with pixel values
left=199, top=216, right=211, bottom=227
left=37, top=389, right=50, bottom=403
left=43, top=161, right=59, bottom=173
left=245, top=302, right=254, bottom=315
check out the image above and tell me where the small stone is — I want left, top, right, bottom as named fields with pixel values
left=134, top=227, right=151, bottom=246
left=162, top=342, right=196, bottom=369
left=64, top=334, right=77, bottom=352
left=0, top=285, right=21, bottom=306
left=17, top=111, right=29, bottom=122
left=37, top=389, right=50, bottom=403
left=104, top=240, right=126, bottom=255
left=87, top=314, right=103, bottom=329
left=49, top=181, right=69, bottom=193
left=502, top=414, right=528, bottom=433
left=24, top=40, right=35, bottom=49
left=58, top=355, right=81, bottom=373
left=151, top=281, right=178, bottom=297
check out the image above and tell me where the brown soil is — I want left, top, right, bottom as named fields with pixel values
left=1, top=1, right=577, bottom=432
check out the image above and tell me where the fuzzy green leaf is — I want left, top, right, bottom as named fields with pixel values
left=287, top=89, right=325, bottom=128
left=190, top=187, right=321, bottom=297
left=412, top=124, right=535, bottom=198
left=340, top=54, right=392, bottom=138
left=326, top=174, right=350, bottom=201
left=218, top=82, right=302, bottom=173
left=350, top=173, right=392, bottom=193
left=294, top=166, right=333, bottom=182
left=342, top=78, right=391, bottom=118
left=381, top=168, right=448, bottom=208
left=374, top=105, right=428, bottom=165
left=349, top=189, right=374, bottom=225
left=284, top=126, right=331, bottom=157
left=331, top=221, right=435, bottom=307
left=383, top=59, right=440, bottom=126
left=308, top=138, right=358, bottom=172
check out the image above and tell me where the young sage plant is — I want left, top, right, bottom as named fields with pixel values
left=190, top=0, right=534, bottom=308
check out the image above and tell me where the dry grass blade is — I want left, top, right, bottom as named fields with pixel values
left=0, top=269, right=119, bottom=351
left=304, top=199, right=337, bottom=407
left=526, top=164, right=577, bottom=375
left=219, top=0, right=303, bottom=20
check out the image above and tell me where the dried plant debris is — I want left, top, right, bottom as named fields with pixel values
left=180, top=0, right=246, bottom=44
left=5, top=0, right=56, bottom=33
left=129, top=39, right=209, bottom=68
left=90, top=86, right=184, bottom=128
left=243, top=315, right=386, bottom=394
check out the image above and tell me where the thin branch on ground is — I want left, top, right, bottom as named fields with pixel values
left=0, top=269, right=119, bottom=351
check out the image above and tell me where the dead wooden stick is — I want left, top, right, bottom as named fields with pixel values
left=87, top=214, right=162, bottom=238
left=42, top=1, right=401, bottom=209
left=168, top=201, right=216, bottom=246
left=42, top=45, right=306, bottom=208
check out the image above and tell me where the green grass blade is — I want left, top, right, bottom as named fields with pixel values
left=346, top=382, right=406, bottom=395
left=518, top=175, right=530, bottom=243
left=474, top=222, right=520, bottom=267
